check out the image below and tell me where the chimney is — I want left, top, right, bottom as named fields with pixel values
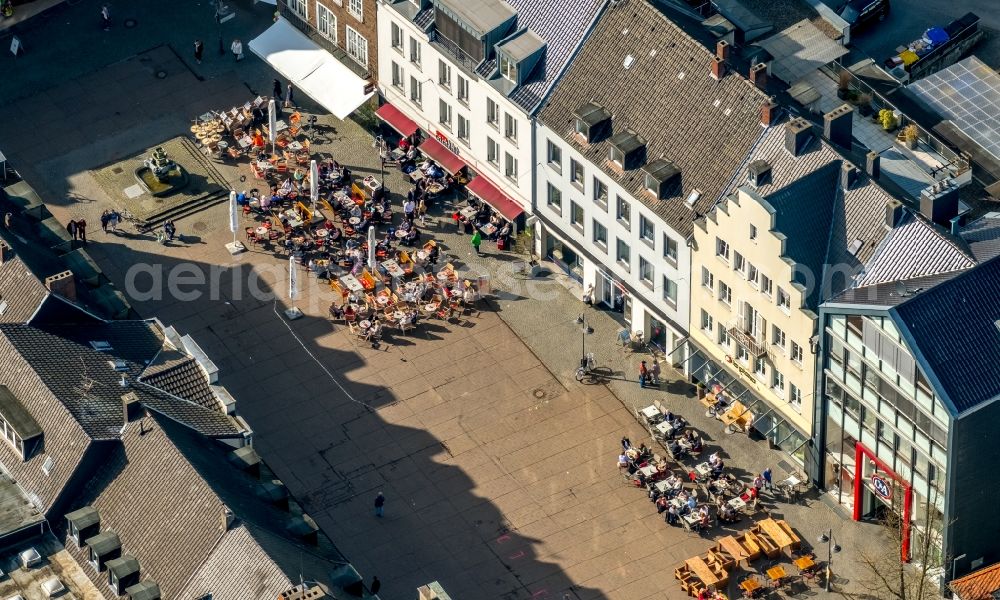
left=749, top=63, right=767, bottom=90
left=784, top=118, right=812, bottom=157
left=823, top=104, right=854, bottom=149
left=121, top=392, right=143, bottom=422
left=44, top=270, right=76, bottom=301
left=866, top=151, right=881, bottom=180
left=919, top=179, right=959, bottom=227
left=760, top=99, right=778, bottom=126
left=710, top=55, right=725, bottom=80
left=885, top=199, right=905, bottom=229
left=716, top=40, right=730, bottom=63
left=950, top=215, right=963, bottom=236
left=221, top=506, right=237, bottom=531
left=840, top=162, right=859, bottom=190
left=0, top=240, right=11, bottom=264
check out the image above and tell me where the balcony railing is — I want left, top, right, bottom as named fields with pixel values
left=429, top=31, right=481, bottom=74
left=727, top=320, right=770, bottom=359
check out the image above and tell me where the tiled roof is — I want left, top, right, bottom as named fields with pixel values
left=135, top=383, right=243, bottom=438
left=825, top=271, right=959, bottom=308
left=856, top=211, right=975, bottom=287
left=141, top=352, right=218, bottom=412
left=951, top=561, right=1000, bottom=600
left=538, top=0, right=769, bottom=238
left=892, top=255, right=1000, bottom=414
left=0, top=256, right=48, bottom=324
left=499, top=0, right=607, bottom=114
left=960, top=212, right=1000, bottom=263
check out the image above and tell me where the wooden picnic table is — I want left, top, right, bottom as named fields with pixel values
left=794, top=556, right=816, bottom=572
left=758, top=518, right=795, bottom=551
left=740, top=578, right=762, bottom=596
left=718, top=535, right=751, bottom=564
left=685, top=557, right=724, bottom=587
left=766, top=565, right=787, bottom=582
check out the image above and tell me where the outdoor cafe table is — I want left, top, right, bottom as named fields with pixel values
left=340, top=274, right=364, bottom=293
left=363, top=176, right=380, bottom=193
left=655, top=421, right=672, bottom=435
left=794, top=556, right=816, bottom=572
left=640, top=405, right=659, bottom=419
left=727, top=497, right=747, bottom=511
left=685, top=557, right=724, bottom=587
left=382, top=260, right=406, bottom=279
left=460, top=206, right=478, bottom=220
left=718, top=535, right=751, bottom=565
left=639, top=465, right=657, bottom=478
left=758, top=518, right=795, bottom=551
left=695, top=462, right=713, bottom=477
left=480, top=223, right=497, bottom=236
left=739, top=578, right=762, bottom=596
left=255, top=226, right=269, bottom=237
left=766, top=565, right=787, bottom=583
left=654, top=480, right=671, bottom=494
left=409, top=170, right=425, bottom=183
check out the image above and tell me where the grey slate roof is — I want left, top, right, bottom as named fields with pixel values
left=825, top=271, right=960, bottom=308
left=960, top=211, right=1000, bottom=263
left=538, top=0, right=770, bottom=238
left=437, top=0, right=515, bottom=36
left=856, top=211, right=975, bottom=287
left=0, top=256, right=48, bottom=324
left=134, top=383, right=243, bottom=438
left=140, top=351, right=218, bottom=412
left=490, top=0, right=606, bottom=114
left=891, top=255, right=1000, bottom=414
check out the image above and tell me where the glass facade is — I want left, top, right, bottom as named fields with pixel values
left=821, top=313, right=947, bottom=554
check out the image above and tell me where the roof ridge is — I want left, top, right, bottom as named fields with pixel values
left=133, top=381, right=243, bottom=437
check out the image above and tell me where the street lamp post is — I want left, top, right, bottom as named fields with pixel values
left=575, top=312, right=593, bottom=362
left=818, top=530, right=841, bottom=592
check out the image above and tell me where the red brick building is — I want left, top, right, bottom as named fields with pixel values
left=278, top=0, right=377, bottom=81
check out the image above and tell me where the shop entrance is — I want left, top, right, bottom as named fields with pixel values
left=853, top=441, right=913, bottom=561
left=649, top=318, right=667, bottom=353
left=598, top=271, right=614, bottom=308
left=546, top=236, right=583, bottom=282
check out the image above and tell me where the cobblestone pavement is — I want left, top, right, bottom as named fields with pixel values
left=0, top=9, right=890, bottom=597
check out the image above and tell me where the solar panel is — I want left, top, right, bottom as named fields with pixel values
left=911, top=57, right=1000, bottom=160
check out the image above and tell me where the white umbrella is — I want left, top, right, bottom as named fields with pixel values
left=367, top=225, right=376, bottom=270
left=228, top=191, right=238, bottom=237
left=267, top=99, right=277, bottom=152
left=288, top=255, right=298, bottom=301
left=309, top=159, right=319, bottom=212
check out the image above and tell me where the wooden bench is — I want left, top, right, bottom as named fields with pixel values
left=779, top=520, right=802, bottom=550
left=750, top=531, right=781, bottom=559
left=736, top=533, right=762, bottom=561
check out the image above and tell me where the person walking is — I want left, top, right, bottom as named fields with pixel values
left=272, top=78, right=283, bottom=101
left=374, top=492, right=385, bottom=517
left=285, top=83, right=295, bottom=108
left=109, top=210, right=120, bottom=233
left=650, top=359, right=661, bottom=385
left=639, top=360, right=648, bottom=388
left=77, top=218, right=88, bottom=245
left=231, top=38, right=243, bottom=61
left=370, top=576, right=381, bottom=595
left=194, top=39, right=204, bottom=64
left=471, top=229, right=482, bottom=254
left=417, top=198, right=427, bottom=226
left=67, top=219, right=78, bottom=241
left=3, top=212, right=12, bottom=229
left=762, top=467, right=773, bottom=491
left=100, top=4, right=111, bottom=30
left=621, top=436, right=631, bottom=452
left=100, top=210, right=110, bottom=233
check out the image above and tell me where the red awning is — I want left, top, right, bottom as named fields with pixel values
left=375, top=103, right=419, bottom=138
left=418, top=137, right=467, bottom=174
left=466, top=175, right=524, bottom=221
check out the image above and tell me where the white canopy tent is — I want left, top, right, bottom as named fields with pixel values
left=248, top=18, right=373, bottom=120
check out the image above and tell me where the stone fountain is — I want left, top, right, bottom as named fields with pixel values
left=134, top=146, right=189, bottom=196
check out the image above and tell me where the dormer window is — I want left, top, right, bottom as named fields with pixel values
left=496, top=29, right=545, bottom=88
left=499, top=52, right=517, bottom=83
left=66, top=506, right=100, bottom=546
left=0, top=385, right=44, bottom=461
left=572, top=102, right=612, bottom=144
left=643, top=159, right=681, bottom=200
left=86, top=530, right=122, bottom=571
left=608, top=129, right=646, bottom=170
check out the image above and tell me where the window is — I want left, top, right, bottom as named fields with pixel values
left=391, top=62, right=403, bottom=90
left=755, top=357, right=767, bottom=377
left=347, top=0, right=362, bottom=20
left=345, top=26, right=368, bottom=68
left=791, top=341, right=803, bottom=364
left=409, top=37, right=421, bottom=65
left=457, top=115, right=470, bottom=143
left=391, top=21, right=403, bottom=50
left=504, top=153, right=518, bottom=182
left=663, top=275, right=678, bottom=306
left=457, top=76, right=469, bottom=104
left=639, top=215, right=654, bottom=244
left=719, top=281, right=732, bottom=305
left=772, top=369, right=785, bottom=396
left=487, top=98, right=498, bottom=128
left=289, top=0, right=307, bottom=19
left=644, top=173, right=658, bottom=195
left=701, top=310, right=714, bottom=333
left=718, top=323, right=731, bottom=346
left=546, top=183, right=562, bottom=212
left=570, top=159, right=584, bottom=190
left=616, top=239, right=631, bottom=269
left=487, top=137, right=499, bottom=166
left=610, top=146, right=624, bottom=168
left=772, top=326, right=786, bottom=350
left=409, top=76, right=422, bottom=106
left=504, top=113, right=517, bottom=142
left=593, top=220, right=608, bottom=248
left=747, top=263, right=759, bottom=287
left=701, top=267, right=714, bottom=292
left=438, top=100, right=452, bottom=128
left=790, top=383, right=803, bottom=409
left=499, top=52, right=517, bottom=82
left=593, top=178, right=608, bottom=207
left=760, top=274, right=773, bottom=297
left=737, top=345, right=750, bottom=363
left=570, top=201, right=584, bottom=229
left=716, top=238, right=730, bottom=261
left=750, top=224, right=758, bottom=240
left=639, top=257, right=654, bottom=286
left=664, top=236, right=678, bottom=266
left=733, top=251, right=746, bottom=275
left=316, top=3, right=337, bottom=41
left=438, top=60, right=452, bottom=88
left=546, top=141, right=562, bottom=172
left=616, top=196, right=630, bottom=227
left=777, top=287, right=791, bottom=311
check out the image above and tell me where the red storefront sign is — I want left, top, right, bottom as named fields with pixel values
left=854, top=442, right=913, bottom=562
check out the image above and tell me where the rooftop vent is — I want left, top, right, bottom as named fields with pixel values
left=623, top=54, right=636, bottom=69
left=573, top=102, right=612, bottom=143
left=848, top=239, right=863, bottom=256
left=108, top=359, right=128, bottom=372
left=784, top=118, right=812, bottom=157
left=89, top=341, right=113, bottom=351
left=747, top=160, right=771, bottom=187
left=19, top=548, right=41, bottom=568
left=41, top=578, right=65, bottom=598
